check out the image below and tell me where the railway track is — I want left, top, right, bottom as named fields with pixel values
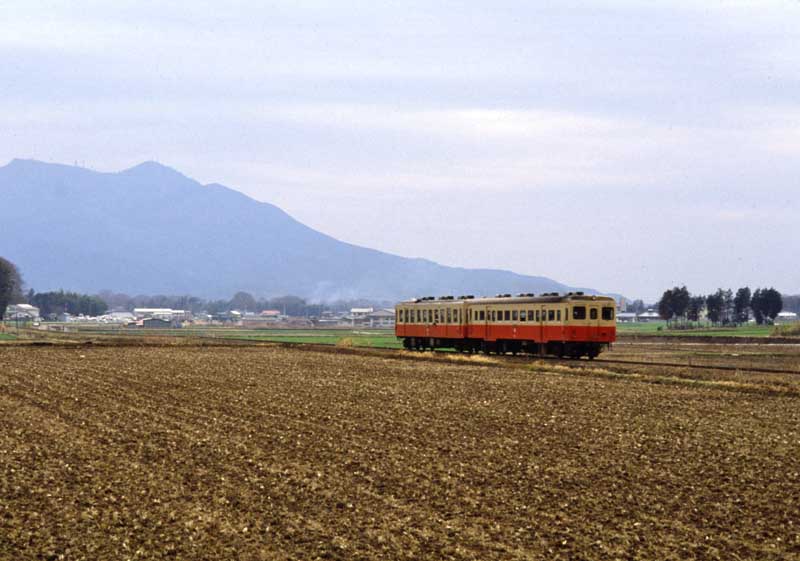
left=213, top=336, right=800, bottom=376
left=8, top=331, right=800, bottom=376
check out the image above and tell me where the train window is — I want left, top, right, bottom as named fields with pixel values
left=573, top=306, right=586, bottom=320
left=504, top=310, right=510, bottom=321
left=557, top=310, right=561, bottom=321
left=590, top=308, right=598, bottom=320
left=602, top=307, right=615, bottom=321
left=446, top=309, right=451, bottom=323
left=512, top=310, right=518, bottom=321
left=548, top=310, right=555, bottom=321
left=520, top=310, right=526, bottom=321
left=480, top=310, right=485, bottom=321
left=400, top=310, right=404, bottom=323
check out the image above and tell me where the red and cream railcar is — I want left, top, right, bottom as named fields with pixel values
left=395, top=293, right=616, bottom=358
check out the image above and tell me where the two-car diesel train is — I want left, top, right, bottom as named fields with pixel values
left=395, top=292, right=616, bottom=359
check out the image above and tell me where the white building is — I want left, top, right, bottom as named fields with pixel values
left=616, top=312, right=638, bottom=323
left=775, top=311, right=799, bottom=324
left=365, top=309, right=396, bottom=327
left=133, top=308, right=191, bottom=321
left=5, top=304, right=40, bottom=320
left=637, top=310, right=662, bottom=322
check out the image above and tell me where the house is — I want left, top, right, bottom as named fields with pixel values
left=365, top=309, right=396, bottom=327
left=4, top=303, right=40, bottom=320
left=616, top=312, right=638, bottom=323
left=241, top=311, right=286, bottom=328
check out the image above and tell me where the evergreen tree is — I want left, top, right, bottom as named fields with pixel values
left=706, top=290, right=724, bottom=325
left=733, top=287, right=751, bottom=324
left=657, top=289, right=674, bottom=321
left=0, top=257, right=23, bottom=321
left=687, top=296, right=705, bottom=322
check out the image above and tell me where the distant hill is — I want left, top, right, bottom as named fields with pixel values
left=0, top=159, right=597, bottom=301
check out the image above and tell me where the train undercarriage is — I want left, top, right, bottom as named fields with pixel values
left=401, top=337, right=607, bottom=359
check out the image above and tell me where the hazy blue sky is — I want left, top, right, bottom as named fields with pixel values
left=2, top=1, right=798, bottom=300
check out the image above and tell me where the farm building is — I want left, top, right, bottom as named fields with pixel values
left=142, top=317, right=172, bottom=329
left=241, top=311, right=287, bottom=328
left=133, top=308, right=192, bottom=322
left=637, top=310, right=662, bottom=322
left=775, top=311, right=799, bottom=324
left=4, top=304, right=40, bottom=320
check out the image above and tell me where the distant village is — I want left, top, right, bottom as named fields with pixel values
left=3, top=303, right=398, bottom=329
left=5, top=297, right=799, bottom=329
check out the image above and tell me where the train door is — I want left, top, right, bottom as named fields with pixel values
left=589, top=305, right=600, bottom=340
left=424, top=306, right=431, bottom=339
left=511, top=307, right=519, bottom=340
left=539, top=306, right=547, bottom=342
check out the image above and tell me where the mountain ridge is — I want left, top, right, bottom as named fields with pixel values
left=0, top=159, right=599, bottom=301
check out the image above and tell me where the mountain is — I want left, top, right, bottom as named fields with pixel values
left=0, top=159, right=594, bottom=301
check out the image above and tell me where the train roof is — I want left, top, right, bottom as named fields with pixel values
left=400, top=293, right=616, bottom=305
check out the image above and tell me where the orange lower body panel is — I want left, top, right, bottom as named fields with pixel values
left=395, top=324, right=616, bottom=344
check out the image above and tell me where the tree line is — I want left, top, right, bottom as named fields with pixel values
left=27, top=290, right=109, bottom=318
left=657, top=286, right=783, bottom=326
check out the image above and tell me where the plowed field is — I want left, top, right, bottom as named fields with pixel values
left=1, top=345, right=798, bottom=560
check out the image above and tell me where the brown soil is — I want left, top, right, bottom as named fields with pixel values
left=1, top=345, right=798, bottom=560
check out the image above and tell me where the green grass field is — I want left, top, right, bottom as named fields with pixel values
left=59, top=325, right=403, bottom=348
left=616, top=322, right=774, bottom=337
left=0, top=333, right=17, bottom=340
left=213, top=329, right=401, bottom=348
